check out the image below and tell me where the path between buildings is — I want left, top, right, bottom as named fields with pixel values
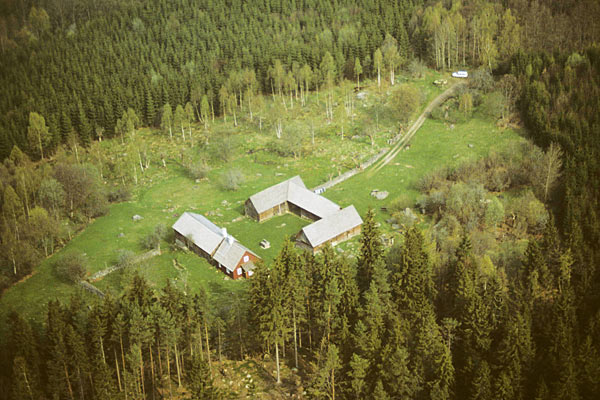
left=312, top=82, right=464, bottom=192
left=370, top=82, right=465, bottom=174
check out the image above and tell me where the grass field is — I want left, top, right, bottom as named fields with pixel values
left=0, top=72, right=525, bottom=331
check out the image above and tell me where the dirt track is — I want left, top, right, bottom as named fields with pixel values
left=370, top=82, right=465, bottom=174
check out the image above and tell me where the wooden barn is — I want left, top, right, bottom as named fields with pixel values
left=245, top=176, right=340, bottom=222
left=295, top=206, right=363, bottom=254
left=172, top=212, right=259, bottom=279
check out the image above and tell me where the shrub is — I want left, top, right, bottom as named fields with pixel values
left=108, top=185, right=131, bottom=202
left=56, top=252, right=87, bottom=283
left=212, top=135, right=237, bottom=162
left=445, top=182, right=487, bottom=229
left=116, top=249, right=136, bottom=268
left=470, top=230, right=497, bottom=257
left=391, top=84, right=421, bottom=124
left=388, top=194, right=414, bottom=214
left=219, top=168, right=244, bottom=191
left=486, top=166, right=511, bottom=192
left=484, top=197, right=505, bottom=227
left=470, top=68, right=494, bottom=93
left=430, top=104, right=446, bottom=120
left=508, top=190, right=549, bottom=234
left=407, top=58, right=426, bottom=79
left=142, top=224, right=167, bottom=250
left=479, top=91, right=507, bottom=120
left=392, top=208, right=418, bottom=228
left=416, top=189, right=446, bottom=215
left=417, top=169, right=447, bottom=193
left=458, top=92, right=474, bottom=116
left=0, top=274, right=11, bottom=293
left=187, top=161, right=210, bottom=180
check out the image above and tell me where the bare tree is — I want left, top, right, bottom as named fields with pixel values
left=542, top=143, right=563, bottom=201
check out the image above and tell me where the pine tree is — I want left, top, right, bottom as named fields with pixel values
left=549, top=252, right=580, bottom=400
left=174, top=104, right=186, bottom=141
left=45, top=300, right=75, bottom=400
left=161, top=103, right=173, bottom=140
left=188, top=355, right=221, bottom=399
left=373, top=379, right=390, bottom=400
left=349, top=353, right=369, bottom=399
left=65, top=324, right=90, bottom=400
left=11, top=357, right=38, bottom=400
left=144, top=84, right=156, bottom=126
left=577, top=334, right=600, bottom=400
left=200, top=95, right=210, bottom=130
left=251, top=255, right=290, bottom=384
left=354, top=57, right=362, bottom=89
left=470, top=360, right=492, bottom=400
left=309, top=342, right=341, bottom=399
left=280, top=238, right=306, bottom=369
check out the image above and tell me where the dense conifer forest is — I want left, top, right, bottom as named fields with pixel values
left=1, top=0, right=600, bottom=399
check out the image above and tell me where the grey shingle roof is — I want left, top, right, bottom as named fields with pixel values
left=300, top=206, right=363, bottom=247
left=172, top=212, right=226, bottom=255
left=213, top=236, right=257, bottom=272
left=173, top=213, right=260, bottom=274
left=287, top=183, right=340, bottom=219
left=248, top=175, right=339, bottom=218
left=248, top=175, right=306, bottom=214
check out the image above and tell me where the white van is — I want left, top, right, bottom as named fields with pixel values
left=452, top=71, right=469, bottom=78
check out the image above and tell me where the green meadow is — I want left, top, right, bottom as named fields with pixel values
left=0, top=72, right=525, bottom=329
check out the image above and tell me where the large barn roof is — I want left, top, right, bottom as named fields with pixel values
left=287, top=182, right=340, bottom=219
left=248, top=175, right=306, bottom=214
left=212, top=236, right=257, bottom=272
left=248, top=175, right=339, bottom=218
left=172, top=212, right=226, bottom=255
left=300, top=206, right=363, bottom=248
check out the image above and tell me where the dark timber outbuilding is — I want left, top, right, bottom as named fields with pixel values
left=245, top=176, right=340, bottom=222
left=295, top=206, right=363, bottom=254
left=246, top=176, right=364, bottom=252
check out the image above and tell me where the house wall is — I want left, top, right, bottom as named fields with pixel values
left=231, top=251, right=260, bottom=280
left=244, top=200, right=259, bottom=221
left=218, top=264, right=233, bottom=277
left=295, top=240, right=313, bottom=252
left=215, top=252, right=261, bottom=280
left=300, top=208, right=320, bottom=221
left=288, top=202, right=320, bottom=221
left=257, top=202, right=289, bottom=222
left=305, top=224, right=363, bottom=254
left=174, top=230, right=213, bottom=260
left=288, top=202, right=302, bottom=218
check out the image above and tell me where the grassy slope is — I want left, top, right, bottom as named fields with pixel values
left=0, top=72, right=525, bottom=331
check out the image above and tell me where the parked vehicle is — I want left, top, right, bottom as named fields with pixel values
left=452, top=70, right=469, bottom=78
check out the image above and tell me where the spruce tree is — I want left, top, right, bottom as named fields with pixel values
left=390, top=227, right=435, bottom=316
left=357, top=208, right=383, bottom=295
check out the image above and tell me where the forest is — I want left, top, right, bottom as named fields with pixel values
left=1, top=0, right=600, bottom=399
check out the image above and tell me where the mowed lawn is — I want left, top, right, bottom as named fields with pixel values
left=0, top=76, right=523, bottom=330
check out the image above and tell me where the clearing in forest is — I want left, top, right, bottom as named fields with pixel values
left=0, top=72, right=525, bottom=329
